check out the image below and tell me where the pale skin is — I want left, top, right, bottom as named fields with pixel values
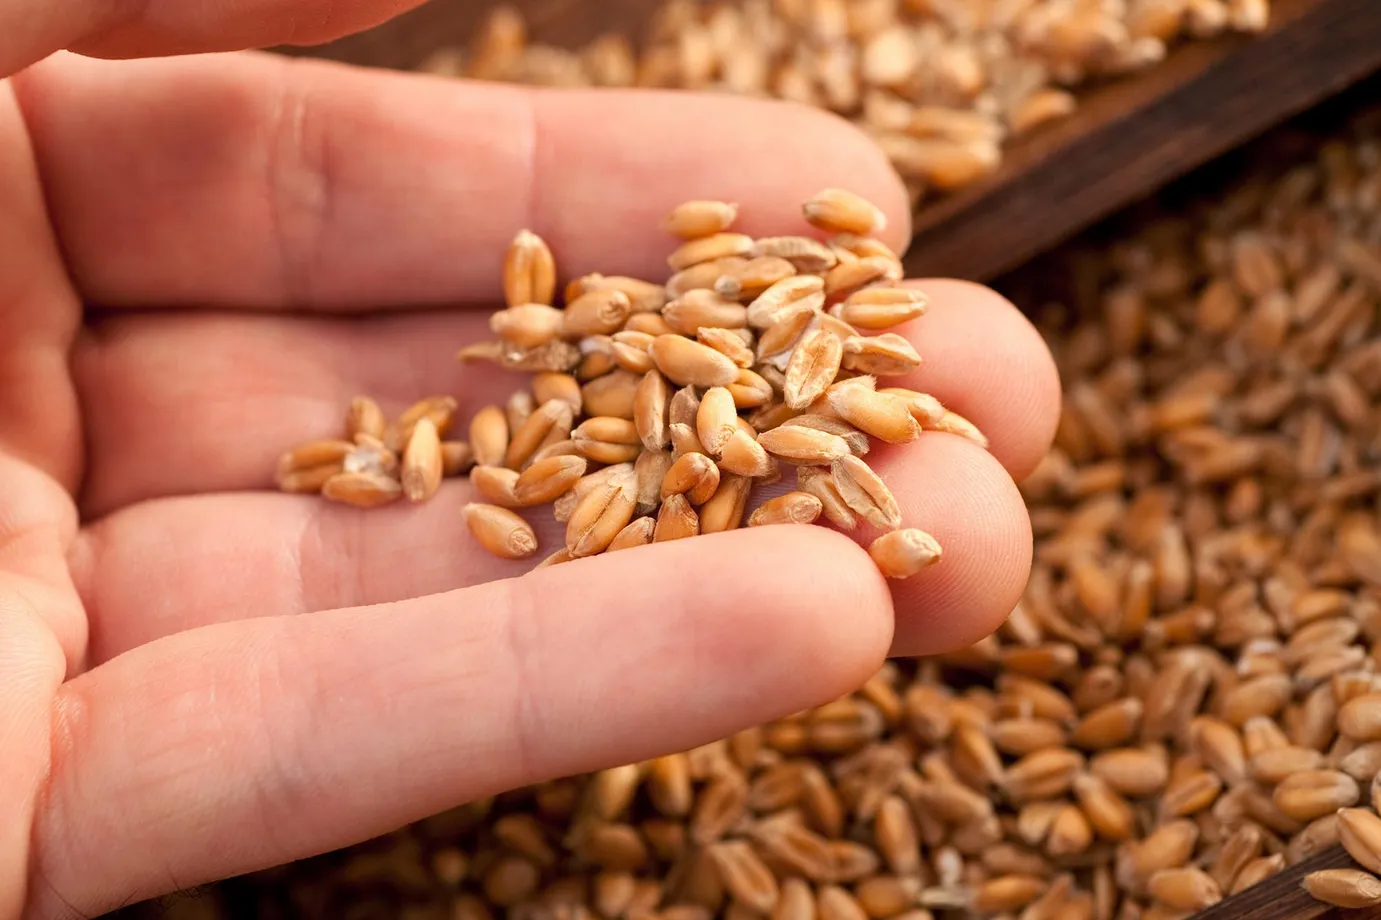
left=0, top=2, right=1063, bottom=917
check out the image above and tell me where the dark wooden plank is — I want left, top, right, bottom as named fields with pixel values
left=1186, top=845, right=1381, bottom=920
left=902, top=0, right=1381, bottom=281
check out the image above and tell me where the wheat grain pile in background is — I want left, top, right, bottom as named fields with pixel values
left=139, top=93, right=1381, bottom=920
left=419, top=0, right=1271, bottom=211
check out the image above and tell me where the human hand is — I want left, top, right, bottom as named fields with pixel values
left=0, top=3, right=1060, bottom=917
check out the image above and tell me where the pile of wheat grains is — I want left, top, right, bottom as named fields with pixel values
left=154, top=104, right=1381, bottom=920
left=276, top=188, right=968, bottom=579
left=417, top=0, right=1270, bottom=211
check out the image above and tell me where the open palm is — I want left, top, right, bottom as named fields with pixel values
left=0, top=4, right=1061, bottom=918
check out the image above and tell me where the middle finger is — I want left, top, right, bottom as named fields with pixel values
left=76, top=282, right=1057, bottom=513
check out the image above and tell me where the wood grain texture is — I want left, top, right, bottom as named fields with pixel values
left=902, top=0, right=1381, bottom=282
left=1187, top=844, right=1381, bottom=920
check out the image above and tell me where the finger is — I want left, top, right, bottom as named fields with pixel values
left=76, top=279, right=1057, bottom=514
left=74, top=430, right=1025, bottom=663
left=2, top=0, right=425, bottom=78
left=0, top=82, right=83, bottom=489
left=15, top=52, right=909, bottom=310
left=35, top=527, right=894, bottom=918
left=861, top=434, right=1031, bottom=657
left=898, top=279, right=1061, bottom=481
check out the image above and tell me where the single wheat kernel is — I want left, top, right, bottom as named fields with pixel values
left=346, top=396, right=387, bottom=441
left=606, top=517, right=656, bottom=552
left=571, top=417, right=642, bottom=465
left=803, top=188, right=888, bottom=236
left=503, top=229, right=556, bottom=308
left=667, top=232, right=757, bottom=273
left=695, top=387, right=739, bottom=457
left=752, top=236, right=839, bottom=273
left=664, top=200, right=739, bottom=240
left=868, top=529, right=942, bottom=578
left=661, top=452, right=720, bottom=508
left=654, top=494, right=701, bottom=542
left=470, top=466, right=521, bottom=507
left=749, top=492, right=824, bottom=527
left=469, top=405, right=509, bottom=468
left=841, top=333, right=923, bottom=376
left=827, top=384, right=922, bottom=444
left=321, top=470, right=403, bottom=508
left=566, top=470, right=638, bottom=557
left=782, top=415, right=870, bottom=457
left=699, top=473, right=752, bottom=534
left=832, top=455, right=903, bottom=530
left=837, top=287, right=929, bottom=330
left=1303, top=869, right=1381, bottom=908
left=1339, top=809, right=1381, bottom=876
left=628, top=371, right=669, bottom=456
left=747, top=276, right=827, bottom=328
left=500, top=402, right=569, bottom=471
left=513, top=455, right=588, bottom=505
left=708, top=841, right=779, bottom=914
left=565, top=289, right=633, bottom=338
left=464, top=503, right=539, bottom=561
left=1272, top=770, right=1360, bottom=821
left=718, top=256, right=799, bottom=301
left=784, top=329, right=845, bottom=410
left=401, top=417, right=444, bottom=502
left=277, top=463, right=342, bottom=494
left=650, top=334, right=742, bottom=388
left=718, top=429, right=776, bottom=478
left=825, top=256, right=903, bottom=298
left=490, top=303, right=565, bottom=348
left=277, top=439, right=354, bottom=480
left=758, top=426, right=852, bottom=464
left=972, top=875, right=1046, bottom=913
left=1146, top=867, right=1222, bottom=911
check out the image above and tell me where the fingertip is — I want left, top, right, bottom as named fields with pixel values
left=880, top=435, right=1032, bottom=657
left=904, top=278, right=1062, bottom=481
left=716, top=525, right=896, bottom=696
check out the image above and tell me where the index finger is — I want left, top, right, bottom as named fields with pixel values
left=15, top=52, right=912, bottom=310
left=2, top=0, right=425, bottom=78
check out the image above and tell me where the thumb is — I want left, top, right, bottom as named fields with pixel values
left=26, top=526, right=893, bottom=918
left=3, top=0, right=425, bottom=78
